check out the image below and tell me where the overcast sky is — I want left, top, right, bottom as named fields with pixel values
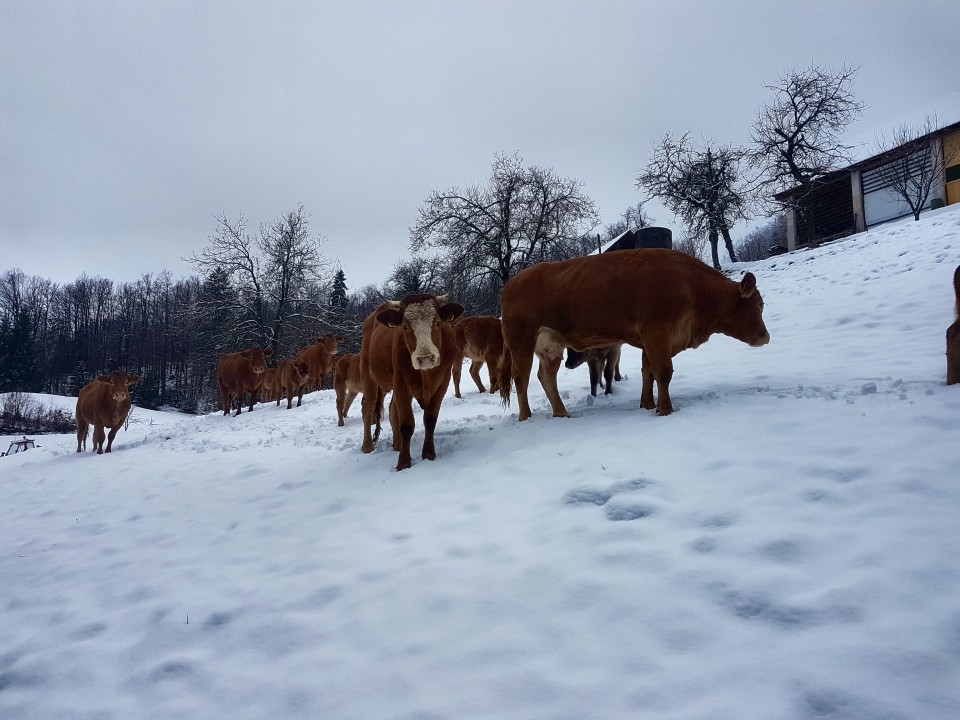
left=2, top=0, right=959, bottom=291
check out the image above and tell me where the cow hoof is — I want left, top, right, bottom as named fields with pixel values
left=422, top=451, right=436, bottom=461
left=396, top=460, right=412, bottom=471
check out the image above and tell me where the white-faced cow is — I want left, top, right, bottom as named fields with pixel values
left=498, top=249, right=769, bottom=420
left=452, top=315, right=504, bottom=398
left=217, top=347, right=273, bottom=416
left=75, top=371, right=141, bottom=454
left=948, top=264, right=960, bottom=385
left=565, top=344, right=623, bottom=398
left=359, top=293, right=464, bottom=470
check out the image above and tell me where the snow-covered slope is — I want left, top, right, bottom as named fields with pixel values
left=3, top=208, right=960, bottom=720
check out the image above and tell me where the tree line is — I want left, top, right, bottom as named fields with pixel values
left=7, top=61, right=931, bottom=414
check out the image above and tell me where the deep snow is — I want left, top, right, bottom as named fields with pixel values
left=3, top=208, right=960, bottom=720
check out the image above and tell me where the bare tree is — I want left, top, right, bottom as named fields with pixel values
left=186, top=205, right=327, bottom=352
left=749, top=63, right=865, bottom=245
left=410, top=153, right=599, bottom=306
left=873, top=116, right=958, bottom=221
left=601, top=201, right=654, bottom=243
left=638, top=133, right=750, bottom=269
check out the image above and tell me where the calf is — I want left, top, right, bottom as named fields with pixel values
left=499, top=249, right=769, bottom=420
left=565, top=344, right=623, bottom=398
left=75, top=371, right=141, bottom=454
left=295, top=333, right=343, bottom=391
left=359, top=293, right=464, bottom=470
left=261, top=366, right=280, bottom=404
left=277, top=359, right=312, bottom=409
left=452, top=315, right=504, bottom=398
left=948, top=265, right=960, bottom=385
left=217, top=346, right=273, bottom=415
left=334, top=352, right=362, bottom=426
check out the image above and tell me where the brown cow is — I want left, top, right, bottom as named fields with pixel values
left=277, top=359, right=312, bottom=409
left=498, top=249, right=769, bottom=420
left=452, top=315, right=504, bottom=398
left=261, top=366, right=280, bottom=404
left=295, top=333, right=343, bottom=391
left=565, top=344, right=623, bottom=398
left=359, top=293, right=464, bottom=470
left=217, top=347, right=273, bottom=416
left=334, top=352, right=362, bottom=426
left=75, top=371, right=141, bottom=454
left=948, top=264, right=960, bottom=385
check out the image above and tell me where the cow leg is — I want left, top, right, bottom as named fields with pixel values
left=421, top=392, right=445, bottom=462
left=644, top=345, right=675, bottom=416
left=276, top=386, right=282, bottom=406
left=234, top=391, right=244, bottom=416
left=105, top=424, right=120, bottom=453
left=93, top=424, right=106, bottom=454
left=296, top=387, right=305, bottom=407
left=343, top=390, right=358, bottom=419
left=588, top=358, right=601, bottom=397
left=220, top=380, right=231, bottom=415
left=640, top=350, right=656, bottom=410
left=486, top=352, right=500, bottom=394
left=469, top=360, right=486, bottom=394
left=248, top=389, right=258, bottom=413
left=603, top=353, right=615, bottom=396
left=452, top=355, right=464, bottom=398
left=390, top=389, right=416, bottom=470
left=76, top=419, right=88, bottom=453
left=361, top=387, right=378, bottom=453
left=534, top=328, right=569, bottom=418
left=389, top=397, right=402, bottom=451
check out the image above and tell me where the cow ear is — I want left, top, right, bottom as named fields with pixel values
left=127, top=375, right=141, bottom=385
left=377, top=309, right=404, bottom=327
left=335, top=336, right=344, bottom=343
left=740, top=272, right=757, bottom=298
left=264, top=348, right=274, bottom=357
left=96, top=375, right=110, bottom=383
left=439, top=303, right=465, bottom=323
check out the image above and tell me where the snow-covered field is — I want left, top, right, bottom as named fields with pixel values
left=3, top=209, right=960, bottom=720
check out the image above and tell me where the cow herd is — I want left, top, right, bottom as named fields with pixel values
left=74, top=250, right=960, bottom=467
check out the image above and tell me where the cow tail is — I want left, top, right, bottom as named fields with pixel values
left=954, top=264, right=960, bottom=320
left=498, top=345, right=513, bottom=408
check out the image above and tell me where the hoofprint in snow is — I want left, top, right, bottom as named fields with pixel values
left=3, top=208, right=960, bottom=720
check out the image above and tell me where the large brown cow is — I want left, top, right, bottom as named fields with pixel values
left=75, top=371, right=141, bottom=454
left=452, top=315, right=504, bottom=398
left=295, top=333, right=343, bottom=391
left=565, top=344, right=623, bottom=398
left=359, top=293, right=464, bottom=470
left=277, top=359, right=312, bottom=409
left=334, top=352, right=362, bottom=426
left=498, top=249, right=770, bottom=420
left=217, top=347, right=273, bottom=416
left=948, top=265, right=960, bottom=385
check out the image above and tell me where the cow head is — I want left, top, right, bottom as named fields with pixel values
left=317, top=332, right=343, bottom=359
left=95, top=371, right=141, bottom=402
left=377, top=294, right=465, bottom=370
left=296, top=361, right=311, bottom=379
left=239, top=347, right=273, bottom=374
left=723, top=273, right=770, bottom=347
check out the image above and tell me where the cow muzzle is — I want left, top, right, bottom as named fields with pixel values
left=413, top=353, right=440, bottom=370
left=751, top=332, right=771, bottom=347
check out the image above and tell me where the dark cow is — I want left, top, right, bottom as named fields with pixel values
left=359, top=293, right=464, bottom=470
left=565, top=344, right=623, bottom=398
left=498, top=249, right=769, bottom=420
left=452, top=315, right=504, bottom=398
left=75, top=371, right=141, bottom=454
left=948, top=265, right=960, bottom=385
left=295, top=333, right=343, bottom=391
left=217, top=347, right=273, bottom=416
left=277, top=359, right=312, bottom=409
left=334, top=352, right=362, bottom=426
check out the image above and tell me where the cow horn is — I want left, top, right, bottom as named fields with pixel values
left=435, top=293, right=448, bottom=303
left=386, top=300, right=402, bottom=308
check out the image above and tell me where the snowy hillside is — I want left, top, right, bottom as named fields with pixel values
left=3, top=209, right=960, bottom=720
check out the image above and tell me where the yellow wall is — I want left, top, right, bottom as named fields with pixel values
left=945, top=132, right=960, bottom=206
